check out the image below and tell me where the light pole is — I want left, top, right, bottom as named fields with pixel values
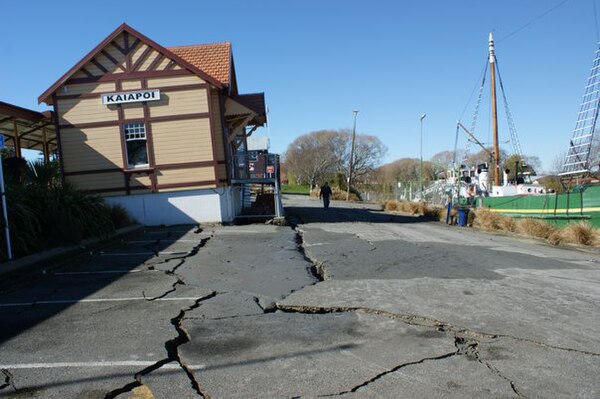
left=419, top=113, right=427, bottom=200
left=346, top=110, right=359, bottom=201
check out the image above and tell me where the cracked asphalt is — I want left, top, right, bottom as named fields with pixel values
left=0, top=195, right=599, bottom=398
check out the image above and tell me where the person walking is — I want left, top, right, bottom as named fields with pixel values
left=319, top=182, right=332, bottom=210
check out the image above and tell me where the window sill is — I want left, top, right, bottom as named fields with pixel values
left=123, top=166, right=154, bottom=173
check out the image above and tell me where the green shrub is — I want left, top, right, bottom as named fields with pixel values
left=0, top=160, right=128, bottom=260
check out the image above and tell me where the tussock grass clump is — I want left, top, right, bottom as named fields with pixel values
left=547, top=231, right=563, bottom=246
left=472, top=209, right=504, bottom=231
left=471, top=209, right=600, bottom=248
left=593, top=231, right=600, bottom=247
left=331, top=189, right=360, bottom=202
left=560, top=221, right=595, bottom=246
left=498, top=215, right=517, bottom=232
left=516, top=218, right=557, bottom=239
left=383, top=200, right=442, bottom=220
left=422, top=206, right=443, bottom=221
left=384, top=200, right=399, bottom=211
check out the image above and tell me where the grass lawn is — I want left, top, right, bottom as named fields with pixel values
left=281, top=184, right=311, bottom=195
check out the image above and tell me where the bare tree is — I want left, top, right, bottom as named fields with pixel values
left=549, top=151, right=566, bottom=175
left=283, top=129, right=387, bottom=188
left=283, top=131, right=338, bottom=188
left=346, top=132, right=388, bottom=182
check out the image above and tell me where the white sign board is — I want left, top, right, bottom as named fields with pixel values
left=102, top=89, right=161, bottom=105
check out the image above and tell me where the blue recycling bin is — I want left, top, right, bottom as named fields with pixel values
left=457, top=208, right=470, bottom=226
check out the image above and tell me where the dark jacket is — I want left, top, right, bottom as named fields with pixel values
left=320, top=185, right=332, bottom=198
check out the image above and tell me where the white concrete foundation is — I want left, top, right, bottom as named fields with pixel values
left=105, top=187, right=242, bottom=226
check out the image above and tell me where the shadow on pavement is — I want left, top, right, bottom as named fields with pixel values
left=0, top=226, right=196, bottom=346
left=285, top=204, right=426, bottom=225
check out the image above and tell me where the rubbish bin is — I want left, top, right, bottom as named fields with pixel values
left=457, top=208, right=469, bottom=226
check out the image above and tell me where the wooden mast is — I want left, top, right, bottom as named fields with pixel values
left=489, top=32, right=500, bottom=186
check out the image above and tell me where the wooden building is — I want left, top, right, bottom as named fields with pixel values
left=39, top=23, right=269, bottom=224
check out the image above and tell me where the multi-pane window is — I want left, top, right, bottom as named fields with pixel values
left=123, top=122, right=148, bottom=168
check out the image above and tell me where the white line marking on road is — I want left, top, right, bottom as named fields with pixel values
left=0, top=361, right=206, bottom=370
left=99, top=252, right=154, bottom=256
left=0, top=297, right=200, bottom=307
left=304, top=242, right=329, bottom=247
left=157, top=251, right=189, bottom=256
left=146, top=230, right=195, bottom=234
left=54, top=270, right=147, bottom=275
left=127, top=239, right=199, bottom=244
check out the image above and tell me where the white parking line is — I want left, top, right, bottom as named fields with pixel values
left=146, top=230, right=196, bottom=234
left=127, top=240, right=199, bottom=244
left=157, top=251, right=189, bottom=256
left=0, top=361, right=205, bottom=370
left=54, top=270, right=147, bottom=275
left=99, top=252, right=154, bottom=256
left=0, top=297, right=199, bottom=307
left=98, top=251, right=189, bottom=256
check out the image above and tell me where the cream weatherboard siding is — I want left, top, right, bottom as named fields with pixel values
left=151, top=119, right=214, bottom=165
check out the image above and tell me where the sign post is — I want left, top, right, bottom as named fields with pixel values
left=0, top=135, right=12, bottom=260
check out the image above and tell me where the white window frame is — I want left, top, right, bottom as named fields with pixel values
left=123, top=122, right=149, bottom=169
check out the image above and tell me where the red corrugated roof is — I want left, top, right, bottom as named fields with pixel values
left=168, top=42, right=231, bottom=85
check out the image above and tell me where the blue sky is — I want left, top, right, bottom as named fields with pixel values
left=1, top=0, right=597, bottom=171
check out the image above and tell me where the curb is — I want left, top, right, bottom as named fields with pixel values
left=0, top=224, right=144, bottom=279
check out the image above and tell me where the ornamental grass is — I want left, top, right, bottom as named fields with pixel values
left=0, top=159, right=131, bottom=261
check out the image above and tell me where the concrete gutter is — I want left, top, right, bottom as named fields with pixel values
left=0, top=224, right=144, bottom=279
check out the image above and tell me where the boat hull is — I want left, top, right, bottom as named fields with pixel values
left=476, top=185, right=600, bottom=228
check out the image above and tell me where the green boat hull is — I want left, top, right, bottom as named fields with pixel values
left=476, top=185, right=600, bottom=228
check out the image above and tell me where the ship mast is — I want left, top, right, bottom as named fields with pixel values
left=489, top=32, right=500, bottom=186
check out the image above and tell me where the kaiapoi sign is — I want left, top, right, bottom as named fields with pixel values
left=101, top=89, right=161, bottom=105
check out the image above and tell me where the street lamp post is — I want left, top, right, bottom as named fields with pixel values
left=346, top=110, right=359, bottom=201
left=419, top=113, right=427, bottom=200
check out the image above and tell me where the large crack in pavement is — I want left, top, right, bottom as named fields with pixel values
left=284, top=222, right=531, bottom=396
left=0, top=369, right=16, bottom=392
left=276, top=304, right=497, bottom=340
left=105, top=227, right=217, bottom=398
left=454, top=337, right=527, bottom=398
left=105, top=292, right=218, bottom=399
left=294, top=227, right=328, bottom=282
left=142, top=229, right=214, bottom=301
left=277, top=302, right=595, bottom=397
left=319, top=343, right=461, bottom=396
left=276, top=304, right=600, bottom=357
left=311, top=336, right=524, bottom=397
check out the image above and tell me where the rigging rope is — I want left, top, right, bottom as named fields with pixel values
left=458, top=59, right=489, bottom=122
left=460, top=60, right=488, bottom=163
left=494, top=58, right=524, bottom=159
left=453, top=124, right=460, bottom=167
left=498, top=0, right=572, bottom=42
left=469, top=61, right=488, bottom=136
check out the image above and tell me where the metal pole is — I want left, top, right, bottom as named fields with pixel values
left=346, top=110, right=359, bottom=201
left=419, top=113, right=427, bottom=199
left=0, top=157, right=12, bottom=260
